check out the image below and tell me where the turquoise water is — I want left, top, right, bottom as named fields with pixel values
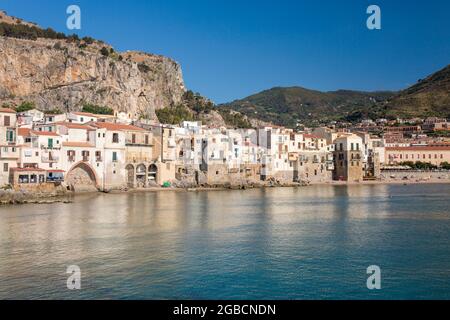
left=0, top=184, right=449, bottom=299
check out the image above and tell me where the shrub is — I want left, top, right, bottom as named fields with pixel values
left=82, top=103, right=114, bottom=115
left=100, top=47, right=110, bottom=57
left=138, top=63, right=151, bottom=73
left=219, top=109, right=253, bottom=128
left=82, top=36, right=95, bottom=44
left=15, top=101, right=35, bottom=113
left=156, top=105, right=194, bottom=124
left=0, top=22, right=66, bottom=40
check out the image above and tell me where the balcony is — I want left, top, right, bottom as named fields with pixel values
left=41, top=154, right=60, bottom=163
left=40, top=144, right=61, bottom=150
left=0, top=146, right=20, bottom=159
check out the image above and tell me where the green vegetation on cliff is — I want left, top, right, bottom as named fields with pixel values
left=14, top=101, right=34, bottom=112
left=0, top=21, right=74, bottom=41
left=156, top=105, right=195, bottom=124
left=218, top=109, right=253, bottom=128
left=82, top=103, right=114, bottom=115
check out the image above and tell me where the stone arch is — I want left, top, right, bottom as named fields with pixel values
left=148, top=164, right=158, bottom=183
left=66, top=162, right=99, bottom=192
left=125, top=164, right=135, bottom=188
left=136, top=164, right=147, bottom=187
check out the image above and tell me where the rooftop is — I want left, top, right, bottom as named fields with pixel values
left=0, top=107, right=16, bottom=114
left=30, top=130, right=60, bottom=137
left=54, top=122, right=95, bottom=130
left=62, top=141, right=95, bottom=148
left=92, top=122, right=146, bottom=132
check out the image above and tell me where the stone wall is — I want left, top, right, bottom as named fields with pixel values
left=380, top=170, right=450, bottom=182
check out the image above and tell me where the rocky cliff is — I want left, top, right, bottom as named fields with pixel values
left=0, top=16, right=185, bottom=120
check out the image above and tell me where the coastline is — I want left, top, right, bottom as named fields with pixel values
left=2, top=177, right=450, bottom=206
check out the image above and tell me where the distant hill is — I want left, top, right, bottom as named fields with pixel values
left=220, top=87, right=395, bottom=127
left=383, top=64, right=450, bottom=119
left=221, top=64, right=450, bottom=127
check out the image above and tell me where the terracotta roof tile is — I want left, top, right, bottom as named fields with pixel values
left=62, top=141, right=94, bottom=148
left=386, top=146, right=450, bottom=151
left=0, top=107, right=16, bottom=114
left=30, top=130, right=60, bottom=137
left=93, top=122, right=146, bottom=132
left=11, top=167, right=46, bottom=172
left=54, top=122, right=95, bottom=130
left=18, top=128, right=32, bottom=137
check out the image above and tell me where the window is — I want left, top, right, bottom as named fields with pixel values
left=4, top=116, right=10, bottom=127
left=145, top=135, right=149, bottom=145
left=132, top=134, right=136, bottom=144
left=6, top=129, right=15, bottom=142
left=82, top=151, right=90, bottom=161
left=112, top=152, right=118, bottom=162
left=67, top=150, right=76, bottom=162
left=80, top=117, right=84, bottom=122
left=3, top=163, right=8, bottom=172
left=351, top=143, right=354, bottom=151
left=112, top=133, right=119, bottom=143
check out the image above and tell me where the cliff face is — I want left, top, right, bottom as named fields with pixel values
left=0, top=36, right=185, bottom=120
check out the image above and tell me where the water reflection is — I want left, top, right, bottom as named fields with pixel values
left=0, top=184, right=449, bottom=299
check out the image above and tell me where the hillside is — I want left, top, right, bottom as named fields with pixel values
left=220, top=87, right=395, bottom=127
left=383, top=64, right=450, bottom=118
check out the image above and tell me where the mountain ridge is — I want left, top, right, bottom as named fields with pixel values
left=220, top=86, right=395, bottom=127
left=220, top=64, right=450, bottom=127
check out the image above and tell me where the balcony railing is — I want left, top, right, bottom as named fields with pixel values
left=40, top=145, right=61, bottom=150
left=42, top=155, right=60, bottom=163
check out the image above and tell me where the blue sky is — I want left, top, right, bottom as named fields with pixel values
left=1, top=0, right=449, bottom=103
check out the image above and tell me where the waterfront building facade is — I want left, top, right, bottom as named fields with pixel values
left=5, top=106, right=450, bottom=191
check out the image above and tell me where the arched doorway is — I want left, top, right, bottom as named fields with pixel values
left=148, top=164, right=158, bottom=184
left=66, top=162, right=98, bottom=192
left=136, top=164, right=147, bottom=187
left=125, top=164, right=135, bottom=188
